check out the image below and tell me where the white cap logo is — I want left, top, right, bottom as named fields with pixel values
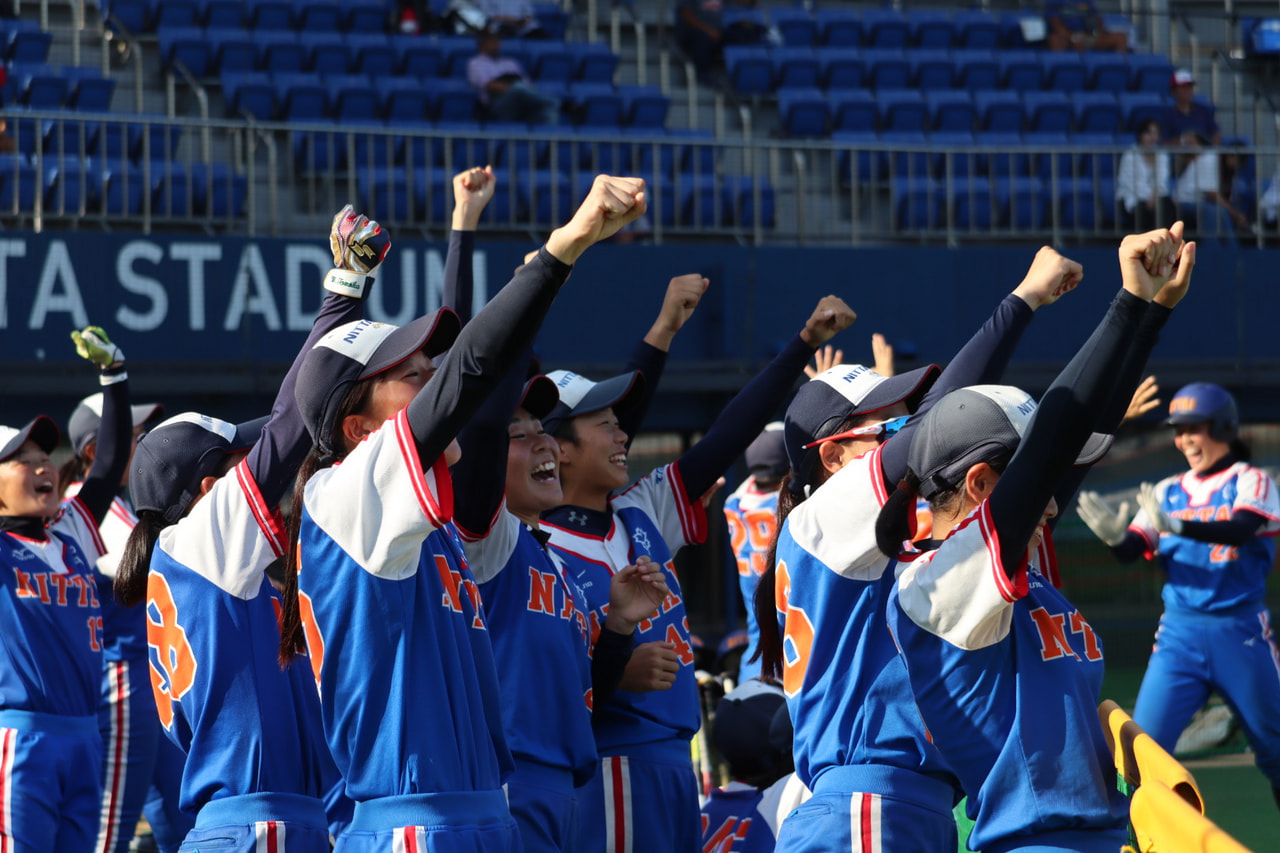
left=546, top=370, right=596, bottom=410
left=0, top=426, right=21, bottom=448
left=314, top=320, right=399, bottom=367
left=813, top=364, right=887, bottom=407
left=153, top=412, right=238, bottom=443
left=968, top=385, right=1038, bottom=438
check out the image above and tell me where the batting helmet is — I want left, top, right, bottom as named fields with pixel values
left=1166, top=382, right=1238, bottom=443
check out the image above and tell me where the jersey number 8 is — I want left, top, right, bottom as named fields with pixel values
left=146, top=574, right=199, bottom=730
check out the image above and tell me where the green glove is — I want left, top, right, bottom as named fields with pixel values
left=71, top=326, right=125, bottom=369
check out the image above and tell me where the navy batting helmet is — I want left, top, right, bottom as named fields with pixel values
left=1166, top=382, right=1238, bottom=443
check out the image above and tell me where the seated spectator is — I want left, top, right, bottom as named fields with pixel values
left=466, top=32, right=560, bottom=124
left=1161, top=69, right=1222, bottom=147
left=1174, top=135, right=1251, bottom=243
left=0, top=118, right=15, bottom=154
left=446, top=0, right=548, bottom=38
left=1045, top=0, right=1129, bottom=52
left=675, top=0, right=767, bottom=81
left=1116, top=118, right=1175, bottom=231
left=1262, top=166, right=1280, bottom=237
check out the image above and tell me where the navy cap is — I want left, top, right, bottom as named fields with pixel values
left=131, top=412, right=269, bottom=523
left=519, top=375, right=559, bottom=421
left=295, top=311, right=461, bottom=461
left=909, top=385, right=1113, bottom=501
left=711, top=679, right=787, bottom=778
left=784, top=363, right=940, bottom=488
left=68, top=393, right=165, bottom=457
left=0, top=416, right=61, bottom=462
left=542, top=369, right=645, bottom=435
left=745, top=421, right=788, bottom=481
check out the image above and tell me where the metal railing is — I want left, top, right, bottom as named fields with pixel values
left=2, top=112, right=1277, bottom=246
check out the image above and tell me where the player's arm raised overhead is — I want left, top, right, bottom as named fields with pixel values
left=67, top=326, right=133, bottom=526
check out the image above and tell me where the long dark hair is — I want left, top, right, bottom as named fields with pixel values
left=873, top=456, right=1009, bottom=559
left=58, top=455, right=90, bottom=499
left=278, top=375, right=379, bottom=665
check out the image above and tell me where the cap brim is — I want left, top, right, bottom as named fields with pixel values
left=1074, top=432, right=1113, bottom=467
left=544, top=371, right=646, bottom=433
left=519, top=375, right=559, bottom=421
left=131, top=402, right=166, bottom=428
left=0, top=415, right=61, bottom=461
left=851, top=364, right=941, bottom=417
left=361, top=308, right=462, bottom=379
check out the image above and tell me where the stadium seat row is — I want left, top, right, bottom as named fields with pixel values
left=2, top=65, right=117, bottom=111
left=102, top=0, right=391, bottom=35
left=887, top=175, right=1119, bottom=231
left=724, top=46, right=1174, bottom=97
left=2, top=111, right=173, bottom=162
left=0, top=19, right=52, bottom=64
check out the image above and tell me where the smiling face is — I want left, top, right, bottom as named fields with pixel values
left=1173, top=422, right=1231, bottom=474
left=346, top=350, right=462, bottom=465
left=557, top=407, right=629, bottom=507
left=0, top=440, right=60, bottom=518
left=505, top=407, right=562, bottom=524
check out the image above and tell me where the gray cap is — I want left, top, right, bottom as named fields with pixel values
left=0, top=416, right=60, bottom=462
left=909, top=385, right=1113, bottom=500
left=68, top=393, right=165, bottom=457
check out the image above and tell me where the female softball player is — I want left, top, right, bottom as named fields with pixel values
left=277, top=176, right=649, bottom=852
left=443, top=165, right=669, bottom=851
left=753, top=247, right=1087, bottom=853
left=880, top=227, right=1195, bottom=852
left=0, top=326, right=132, bottom=852
left=540, top=292, right=855, bottom=853
left=1077, top=380, right=1280, bottom=810
left=61, top=394, right=195, bottom=853
left=112, top=207, right=388, bottom=851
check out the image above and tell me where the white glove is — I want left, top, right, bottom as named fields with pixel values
left=1137, top=482, right=1183, bottom=536
left=1076, top=490, right=1131, bottom=547
left=325, top=205, right=391, bottom=297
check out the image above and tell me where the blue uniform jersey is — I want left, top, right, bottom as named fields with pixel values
left=542, top=462, right=707, bottom=753
left=0, top=498, right=106, bottom=716
left=297, top=409, right=513, bottom=801
left=889, top=503, right=1128, bottom=851
left=1130, top=462, right=1280, bottom=613
left=463, top=509, right=597, bottom=784
left=773, top=445, right=957, bottom=791
left=723, top=479, right=778, bottom=683
left=145, top=459, right=338, bottom=815
left=700, top=781, right=779, bottom=853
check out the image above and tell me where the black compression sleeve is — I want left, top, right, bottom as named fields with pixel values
left=1111, top=530, right=1148, bottom=563
left=76, top=373, right=131, bottom=525
left=620, top=340, right=667, bottom=448
left=676, top=335, right=813, bottom=499
left=406, top=248, right=572, bottom=465
left=444, top=230, right=476, bottom=323
left=452, top=357, right=532, bottom=538
left=990, top=290, right=1149, bottom=563
left=1179, top=512, right=1267, bottom=547
left=246, top=290, right=365, bottom=508
left=591, top=627, right=635, bottom=713
left=881, top=294, right=1035, bottom=487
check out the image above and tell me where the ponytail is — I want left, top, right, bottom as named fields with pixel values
left=115, top=510, right=167, bottom=607
left=752, top=472, right=809, bottom=680
left=875, top=472, right=922, bottom=559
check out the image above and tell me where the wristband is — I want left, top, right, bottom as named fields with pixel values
left=324, top=268, right=371, bottom=298
left=99, top=367, right=128, bottom=386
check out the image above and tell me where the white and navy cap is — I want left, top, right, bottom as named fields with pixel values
left=67, top=393, right=165, bottom=457
left=541, top=369, right=645, bottom=435
left=132, top=412, right=269, bottom=523
left=745, top=421, right=788, bottom=481
left=908, top=385, right=1113, bottom=500
left=0, top=416, right=61, bottom=463
left=295, top=311, right=461, bottom=461
left=784, top=362, right=941, bottom=487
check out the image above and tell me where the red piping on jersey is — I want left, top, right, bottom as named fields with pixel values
left=235, top=461, right=287, bottom=557
left=667, top=462, right=708, bottom=546
left=393, top=410, right=454, bottom=528
left=859, top=792, right=873, bottom=851
left=454, top=499, right=506, bottom=544
left=544, top=539, right=618, bottom=575
left=869, top=446, right=889, bottom=507
left=610, top=757, right=627, bottom=853
left=0, top=727, right=13, bottom=850
left=100, top=661, right=128, bottom=853
left=972, top=501, right=1027, bottom=603
left=66, top=495, right=107, bottom=557
left=108, top=497, right=136, bottom=528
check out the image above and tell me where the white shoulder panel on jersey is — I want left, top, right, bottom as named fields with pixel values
left=304, top=409, right=450, bottom=580
left=52, top=495, right=108, bottom=563
left=463, top=507, right=521, bottom=585
left=896, top=501, right=1020, bottom=650
left=162, top=460, right=287, bottom=600
left=612, top=462, right=704, bottom=553
left=785, top=446, right=888, bottom=581
left=1233, top=464, right=1280, bottom=530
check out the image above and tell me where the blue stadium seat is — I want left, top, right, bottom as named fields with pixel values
left=1026, top=130, right=1074, bottom=182
left=814, top=10, right=862, bottom=46
left=41, top=117, right=93, bottom=159
left=773, top=47, right=821, bottom=90
left=953, top=50, right=998, bottom=90
left=975, top=130, right=1030, bottom=178
left=307, top=33, right=351, bottom=73
left=777, top=87, right=828, bottom=137
left=150, top=161, right=192, bottom=217
left=276, top=72, right=330, bottom=121
left=997, top=12, right=1040, bottom=48
left=831, top=91, right=877, bottom=132
left=210, top=29, right=256, bottom=73
left=431, top=79, right=478, bottom=122
left=65, top=69, right=116, bottom=111
left=380, top=77, right=432, bottom=122
left=200, top=0, right=242, bottom=29
left=159, top=27, right=213, bottom=77
left=926, top=91, right=975, bottom=132
left=526, top=41, right=574, bottom=83
left=891, top=176, right=939, bottom=229
left=528, top=170, right=576, bottom=225
left=249, top=0, right=294, bottom=30
left=346, top=122, right=399, bottom=169
left=998, top=51, right=1042, bottom=91
left=191, top=162, right=247, bottom=217
left=327, top=74, right=378, bottom=122
left=910, top=11, right=956, bottom=49
left=5, top=112, right=40, bottom=157
left=393, top=35, right=442, bottom=78
left=996, top=176, right=1047, bottom=229
left=152, top=0, right=199, bottom=29
left=127, top=119, right=181, bottom=162
left=259, top=32, right=308, bottom=73
left=1083, top=53, right=1129, bottom=92
left=1040, top=52, right=1086, bottom=91
left=954, top=12, right=1000, bottom=49
left=832, top=130, right=880, bottom=185
left=43, top=156, right=93, bottom=215
left=721, top=175, right=775, bottom=228
left=297, top=0, right=344, bottom=32
left=348, top=33, right=395, bottom=76
left=618, top=85, right=670, bottom=129
left=1117, top=92, right=1167, bottom=132
left=771, top=7, right=817, bottom=46
left=532, top=3, right=568, bottom=40
left=100, top=0, right=150, bottom=34
left=22, top=71, right=70, bottom=109
left=1023, top=91, right=1072, bottom=133
left=864, top=9, right=910, bottom=48
left=1071, top=91, right=1121, bottom=134
left=974, top=90, right=1024, bottom=132
left=878, top=89, right=928, bottom=132
left=928, top=130, right=976, bottom=179
left=819, top=47, right=863, bottom=90
left=359, top=166, right=414, bottom=222
left=0, top=153, right=37, bottom=213
left=567, top=83, right=624, bottom=128
left=881, top=130, right=931, bottom=179
left=910, top=49, right=954, bottom=90
left=574, top=43, right=620, bottom=82
left=99, top=159, right=144, bottom=215
left=1070, top=132, right=1119, bottom=180
left=345, top=0, right=390, bottom=33
left=724, top=46, right=773, bottom=95
left=950, top=176, right=996, bottom=229
left=864, top=48, right=910, bottom=90
left=6, top=23, right=53, bottom=63
left=1056, top=177, right=1101, bottom=230
left=1128, top=54, right=1174, bottom=94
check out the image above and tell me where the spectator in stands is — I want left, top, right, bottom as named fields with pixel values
left=1262, top=166, right=1280, bottom=241
left=466, top=32, right=560, bottom=124
left=1045, top=0, right=1129, bottom=53
left=1161, top=69, right=1221, bottom=147
left=446, top=0, right=548, bottom=38
left=396, top=0, right=447, bottom=35
left=1116, top=119, right=1175, bottom=232
left=1174, top=134, right=1251, bottom=243
left=0, top=119, right=15, bottom=154
left=675, top=0, right=768, bottom=81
